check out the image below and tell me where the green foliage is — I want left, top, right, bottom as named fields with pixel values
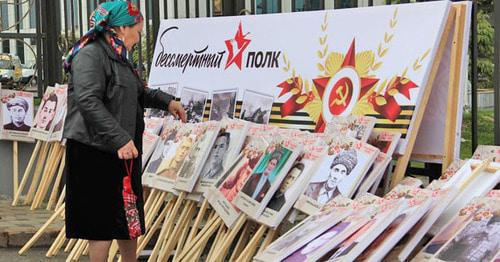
left=460, top=110, right=495, bottom=159
left=475, top=10, right=494, bottom=89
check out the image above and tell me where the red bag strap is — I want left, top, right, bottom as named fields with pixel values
left=124, top=159, right=133, bottom=179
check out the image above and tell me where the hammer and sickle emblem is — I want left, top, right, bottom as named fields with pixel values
left=330, top=81, right=350, bottom=107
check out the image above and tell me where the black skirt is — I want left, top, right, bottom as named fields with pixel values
left=65, top=139, right=146, bottom=240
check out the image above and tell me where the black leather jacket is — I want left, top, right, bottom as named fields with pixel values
left=64, top=37, right=173, bottom=153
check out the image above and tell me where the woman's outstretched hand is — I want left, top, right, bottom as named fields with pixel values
left=168, top=101, right=187, bottom=123
left=118, top=140, right=139, bottom=160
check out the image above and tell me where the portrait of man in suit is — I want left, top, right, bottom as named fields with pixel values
left=201, top=131, right=231, bottom=180
left=305, top=150, right=357, bottom=205
left=242, top=149, right=286, bottom=202
left=268, top=162, right=304, bottom=211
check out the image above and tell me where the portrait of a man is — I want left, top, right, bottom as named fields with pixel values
left=34, top=93, right=58, bottom=131
left=4, top=97, right=30, bottom=132
left=241, top=148, right=288, bottom=202
left=305, top=150, right=358, bottom=205
left=209, top=91, right=236, bottom=121
left=201, top=131, right=231, bottom=180
left=157, top=136, right=194, bottom=179
left=267, top=162, right=304, bottom=211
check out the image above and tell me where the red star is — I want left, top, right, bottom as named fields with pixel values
left=225, top=22, right=251, bottom=70
left=312, top=39, right=379, bottom=131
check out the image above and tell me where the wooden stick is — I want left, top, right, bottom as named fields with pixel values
left=64, top=239, right=77, bottom=253
left=177, top=217, right=223, bottom=262
left=145, top=191, right=167, bottom=229
left=18, top=203, right=65, bottom=255
left=47, top=149, right=66, bottom=210
left=229, top=222, right=251, bottom=262
left=12, top=140, right=41, bottom=206
left=147, top=192, right=186, bottom=262
left=56, top=186, right=66, bottom=211
left=214, top=214, right=246, bottom=261
left=175, top=208, right=194, bottom=254
left=157, top=200, right=196, bottom=261
left=258, top=227, right=279, bottom=254
left=29, top=142, right=58, bottom=208
left=32, top=143, right=64, bottom=209
left=144, top=190, right=161, bottom=224
left=236, top=225, right=267, bottom=262
left=137, top=196, right=173, bottom=256
left=143, top=188, right=158, bottom=212
left=107, top=240, right=119, bottom=262
left=23, top=141, right=49, bottom=205
left=391, top=8, right=457, bottom=188
left=66, top=239, right=83, bottom=262
left=82, top=242, right=89, bottom=256
left=207, top=223, right=226, bottom=261
left=186, top=198, right=209, bottom=244
left=13, top=141, right=19, bottom=197
left=176, top=214, right=220, bottom=256
left=73, top=240, right=88, bottom=261
left=46, top=225, right=65, bottom=257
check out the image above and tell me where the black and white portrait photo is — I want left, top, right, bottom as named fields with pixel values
left=305, top=150, right=358, bottom=205
left=2, top=96, right=32, bottom=132
left=145, top=83, right=178, bottom=118
left=209, top=90, right=237, bottom=121
left=200, top=131, right=231, bottom=180
left=180, top=87, right=208, bottom=123
left=240, top=90, right=273, bottom=124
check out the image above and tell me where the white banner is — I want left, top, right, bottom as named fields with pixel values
left=148, top=1, right=451, bottom=155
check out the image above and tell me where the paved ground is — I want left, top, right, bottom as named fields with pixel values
left=0, top=247, right=88, bottom=262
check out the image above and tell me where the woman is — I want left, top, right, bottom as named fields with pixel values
left=63, top=1, right=186, bottom=261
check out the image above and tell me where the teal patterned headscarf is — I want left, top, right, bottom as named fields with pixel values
left=64, top=0, right=143, bottom=72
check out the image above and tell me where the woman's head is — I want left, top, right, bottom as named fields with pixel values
left=112, top=20, right=144, bottom=51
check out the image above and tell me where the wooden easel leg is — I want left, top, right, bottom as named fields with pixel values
left=390, top=7, right=457, bottom=188
left=13, top=141, right=19, bottom=198
left=186, top=199, right=209, bottom=243
left=18, top=203, right=65, bottom=255
left=47, top=150, right=66, bottom=210
left=229, top=222, right=251, bottom=262
left=214, top=214, right=246, bottom=262
left=24, top=141, right=49, bottom=205
left=147, top=192, right=186, bottom=262
left=46, top=225, right=65, bottom=257
left=236, top=225, right=267, bottom=262
left=157, top=200, right=196, bottom=261
left=12, top=140, right=41, bottom=206
left=137, top=197, right=172, bottom=256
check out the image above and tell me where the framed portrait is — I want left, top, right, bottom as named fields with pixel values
left=209, top=89, right=237, bottom=121
left=240, top=90, right=273, bottom=125
left=180, top=87, right=208, bottom=123
left=0, top=90, right=34, bottom=142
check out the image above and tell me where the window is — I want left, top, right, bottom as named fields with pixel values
left=29, top=2, right=36, bottom=29
left=335, top=0, right=358, bottom=8
left=256, top=0, right=281, bottom=14
left=2, top=40, right=10, bottom=54
left=1, top=2, right=8, bottom=31
left=293, top=0, right=323, bottom=12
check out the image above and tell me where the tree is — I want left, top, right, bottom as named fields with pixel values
left=476, top=10, right=494, bottom=89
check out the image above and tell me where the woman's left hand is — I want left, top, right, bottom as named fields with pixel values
left=168, top=101, right=187, bottom=123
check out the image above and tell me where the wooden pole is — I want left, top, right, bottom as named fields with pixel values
left=46, top=225, right=65, bottom=257
left=47, top=150, right=66, bottom=210
left=66, top=239, right=84, bottom=262
left=177, top=217, right=223, bottom=262
left=391, top=8, right=457, bottom=188
left=64, top=239, right=77, bottom=253
left=13, top=141, right=19, bottom=197
left=32, top=143, right=63, bottom=209
left=229, top=222, right=251, bottom=262
left=147, top=192, right=186, bottom=262
left=73, top=240, right=88, bottom=261
left=18, top=203, right=65, bottom=255
left=186, top=199, right=209, bottom=243
left=236, top=225, right=267, bottom=262
left=12, top=140, right=41, bottom=206
left=137, top=196, right=173, bottom=256
left=206, top=223, right=226, bottom=261
left=214, top=214, right=246, bottom=262
left=24, top=142, right=52, bottom=205
left=176, top=215, right=220, bottom=257
left=258, top=227, right=279, bottom=254
left=143, top=188, right=159, bottom=212
left=145, top=191, right=166, bottom=229
left=55, top=186, right=66, bottom=210
left=107, top=240, right=119, bottom=262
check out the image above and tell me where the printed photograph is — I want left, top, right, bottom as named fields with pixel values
left=218, top=146, right=264, bottom=203
left=177, top=131, right=212, bottom=179
left=180, top=87, right=208, bottom=123
left=50, top=86, right=68, bottom=135
left=145, top=83, right=178, bottom=118
left=157, top=135, right=194, bottom=180
left=200, top=130, right=231, bottom=180
left=424, top=212, right=475, bottom=255
left=267, top=162, right=305, bottom=211
left=33, top=91, right=58, bottom=131
left=436, top=214, right=500, bottom=262
left=305, top=150, right=358, bottom=205
left=329, top=219, right=377, bottom=259
left=146, top=129, right=179, bottom=174
left=283, top=222, right=351, bottom=262
left=241, top=146, right=292, bottom=202
left=209, top=89, right=237, bottom=121
left=239, top=90, right=273, bottom=124
left=1, top=93, right=33, bottom=132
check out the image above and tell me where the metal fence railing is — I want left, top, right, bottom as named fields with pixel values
left=1, top=0, right=498, bottom=159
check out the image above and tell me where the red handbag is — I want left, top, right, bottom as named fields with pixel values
left=123, top=160, right=142, bottom=239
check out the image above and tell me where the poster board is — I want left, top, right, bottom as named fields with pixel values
left=0, top=90, right=35, bottom=142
